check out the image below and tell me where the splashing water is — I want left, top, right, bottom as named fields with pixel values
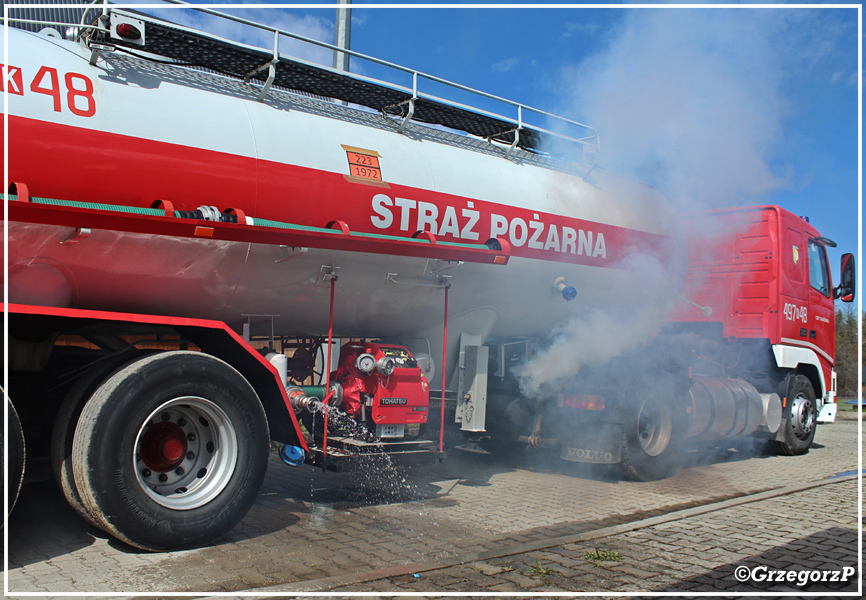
left=306, top=398, right=375, bottom=441
left=304, top=398, right=423, bottom=501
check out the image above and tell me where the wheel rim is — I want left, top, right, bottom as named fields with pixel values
left=637, top=401, right=673, bottom=457
left=134, top=396, right=238, bottom=510
left=789, top=393, right=815, bottom=439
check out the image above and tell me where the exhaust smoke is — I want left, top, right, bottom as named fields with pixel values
left=515, top=8, right=841, bottom=396
left=514, top=240, right=685, bottom=398
left=560, top=8, right=793, bottom=212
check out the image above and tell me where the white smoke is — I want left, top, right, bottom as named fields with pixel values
left=514, top=242, right=685, bottom=397
left=560, top=8, right=796, bottom=212
left=514, top=8, right=833, bottom=395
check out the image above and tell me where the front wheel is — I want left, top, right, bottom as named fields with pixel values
left=71, top=351, right=269, bottom=551
left=773, top=375, right=817, bottom=456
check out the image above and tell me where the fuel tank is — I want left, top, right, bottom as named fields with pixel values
left=3, top=25, right=683, bottom=341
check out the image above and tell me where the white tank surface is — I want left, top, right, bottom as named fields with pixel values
left=2, top=21, right=682, bottom=340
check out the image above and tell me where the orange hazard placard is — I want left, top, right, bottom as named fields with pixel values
left=343, top=145, right=383, bottom=181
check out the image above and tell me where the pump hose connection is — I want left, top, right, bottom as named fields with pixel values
left=285, top=383, right=343, bottom=413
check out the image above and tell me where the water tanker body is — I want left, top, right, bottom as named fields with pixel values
left=2, top=6, right=690, bottom=552
left=3, top=5, right=856, bottom=555
left=3, top=24, right=677, bottom=343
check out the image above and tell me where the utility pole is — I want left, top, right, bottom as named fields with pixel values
left=333, top=0, right=351, bottom=73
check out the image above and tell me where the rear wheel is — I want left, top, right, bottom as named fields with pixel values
left=51, top=351, right=148, bottom=529
left=71, top=351, right=269, bottom=551
left=773, top=375, right=817, bottom=456
left=3, top=398, right=26, bottom=518
left=621, top=385, right=684, bottom=481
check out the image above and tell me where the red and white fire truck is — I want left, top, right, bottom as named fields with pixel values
left=2, top=3, right=855, bottom=551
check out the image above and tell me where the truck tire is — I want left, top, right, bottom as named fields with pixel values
left=3, top=398, right=26, bottom=517
left=51, top=351, right=148, bottom=530
left=620, top=388, right=684, bottom=481
left=773, top=375, right=817, bottom=456
left=71, top=351, right=269, bottom=551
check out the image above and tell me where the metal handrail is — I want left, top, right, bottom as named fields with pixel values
left=156, top=0, right=598, bottom=154
left=9, top=0, right=600, bottom=156
left=0, top=17, right=98, bottom=32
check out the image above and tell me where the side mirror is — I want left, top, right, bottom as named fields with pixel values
left=833, top=253, right=856, bottom=302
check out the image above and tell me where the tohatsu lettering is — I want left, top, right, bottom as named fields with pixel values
left=370, top=193, right=606, bottom=259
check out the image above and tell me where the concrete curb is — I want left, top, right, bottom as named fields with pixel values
left=836, top=409, right=864, bottom=421
left=195, top=473, right=861, bottom=597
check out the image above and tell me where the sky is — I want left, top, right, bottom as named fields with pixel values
left=110, top=1, right=861, bottom=301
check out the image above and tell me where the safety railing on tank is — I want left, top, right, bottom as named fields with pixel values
left=5, top=0, right=600, bottom=164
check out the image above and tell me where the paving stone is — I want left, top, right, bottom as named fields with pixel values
left=7, top=421, right=862, bottom=595
left=613, top=564, right=660, bottom=579
left=486, top=581, right=522, bottom=591
left=468, top=561, right=508, bottom=576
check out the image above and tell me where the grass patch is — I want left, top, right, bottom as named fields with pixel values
left=837, top=399, right=863, bottom=411
left=584, top=549, right=621, bottom=563
left=525, top=559, right=561, bottom=578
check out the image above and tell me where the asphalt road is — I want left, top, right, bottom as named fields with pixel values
left=5, top=411, right=862, bottom=596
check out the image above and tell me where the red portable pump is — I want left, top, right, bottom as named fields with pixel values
left=332, top=342, right=429, bottom=438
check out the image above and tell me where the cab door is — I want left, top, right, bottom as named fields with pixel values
left=779, top=225, right=809, bottom=343
left=806, top=238, right=834, bottom=366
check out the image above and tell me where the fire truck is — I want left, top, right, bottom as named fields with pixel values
left=472, top=206, right=855, bottom=481
left=2, top=3, right=855, bottom=551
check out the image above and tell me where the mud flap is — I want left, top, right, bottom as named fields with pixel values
left=561, top=424, right=623, bottom=464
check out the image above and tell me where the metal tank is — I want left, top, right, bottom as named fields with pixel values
left=2, top=14, right=682, bottom=352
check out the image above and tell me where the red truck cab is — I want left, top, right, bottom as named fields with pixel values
left=673, top=206, right=856, bottom=424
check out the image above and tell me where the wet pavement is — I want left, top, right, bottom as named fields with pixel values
left=4, top=411, right=862, bottom=597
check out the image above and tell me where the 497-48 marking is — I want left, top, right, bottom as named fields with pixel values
left=783, top=302, right=807, bottom=324
left=2, top=64, right=96, bottom=117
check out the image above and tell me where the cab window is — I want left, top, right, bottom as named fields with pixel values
left=808, top=239, right=830, bottom=297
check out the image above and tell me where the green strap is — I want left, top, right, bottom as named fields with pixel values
left=4, top=194, right=494, bottom=251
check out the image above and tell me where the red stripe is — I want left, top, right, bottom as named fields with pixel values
left=4, top=301, right=242, bottom=328
left=7, top=116, right=258, bottom=212
left=6, top=115, right=668, bottom=267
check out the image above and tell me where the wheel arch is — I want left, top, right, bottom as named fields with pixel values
left=4, top=303, right=306, bottom=451
left=771, top=344, right=826, bottom=403
left=176, top=325, right=305, bottom=449
left=792, top=363, right=822, bottom=405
